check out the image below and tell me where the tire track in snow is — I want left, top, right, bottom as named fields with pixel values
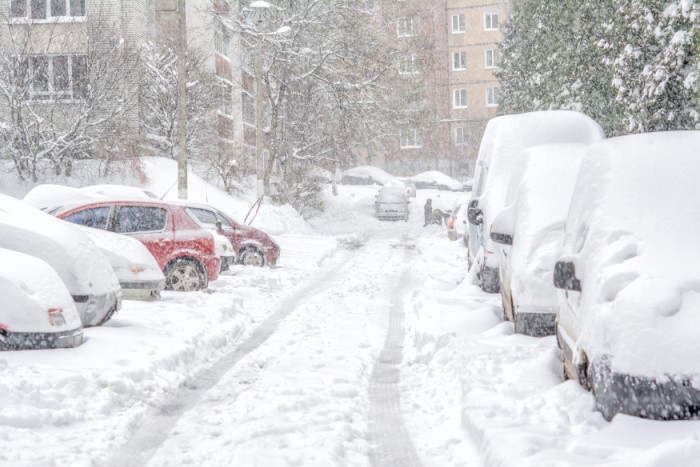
left=368, top=243, right=422, bottom=467
left=105, top=248, right=358, bottom=467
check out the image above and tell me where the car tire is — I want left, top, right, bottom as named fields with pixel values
left=239, top=248, right=265, bottom=267
left=164, top=258, right=207, bottom=292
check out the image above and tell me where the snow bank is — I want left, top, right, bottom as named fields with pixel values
left=560, top=131, right=700, bottom=377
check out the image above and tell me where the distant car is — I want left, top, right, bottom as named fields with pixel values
left=75, top=226, right=165, bottom=301
left=180, top=202, right=280, bottom=267
left=341, top=166, right=393, bottom=185
left=384, top=179, right=416, bottom=198
left=489, top=143, right=587, bottom=337
left=467, top=111, right=605, bottom=293
left=553, top=131, right=700, bottom=421
left=0, top=195, right=122, bottom=327
left=53, top=200, right=221, bottom=292
left=447, top=203, right=469, bottom=243
left=0, top=248, right=83, bottom=350
left=410, top=171, right=464, bottom=191
left=375, top=187, right=409, bottom=221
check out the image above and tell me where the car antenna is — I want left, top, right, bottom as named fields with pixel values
left=160, top=179, right=177, bottom=200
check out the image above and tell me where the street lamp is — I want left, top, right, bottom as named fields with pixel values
left=250, top=1, right=270, bottom=199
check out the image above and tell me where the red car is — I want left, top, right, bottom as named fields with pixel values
left=178, top=202, right=280, bottom=267
left=53, top=200, right=220, bottom=291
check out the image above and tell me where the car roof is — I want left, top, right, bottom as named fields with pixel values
left=50, top=198, right=180, bottom=216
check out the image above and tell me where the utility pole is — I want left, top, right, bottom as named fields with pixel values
left=176, top=0, right=188, bottom=199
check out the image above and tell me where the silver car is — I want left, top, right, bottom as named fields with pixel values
left=375, top=187, right=409, bottom=221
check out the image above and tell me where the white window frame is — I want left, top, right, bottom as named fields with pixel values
left=452, top=51, right=466, bottom=71
left=398, top=54, right=419, bottom=75
left=29, top=54, right=88, bottom=101
left=215, top=26, right=231, bottom=59
left=11, top=0, right=86, bottom=21
left=455, top=127, right=468, bottom=146
left=484, top=12, right=499, bottom=30
left=485, top=49, right=499, bottom=69
left=486, top=87, right=499, bottom=107
left=452, top=13, right=465, bottom=33
left=397, top=17, right=416, bottom=37
left=400, top=128, right=422, bottom=149
left=453, top=89, right=467, bottom=109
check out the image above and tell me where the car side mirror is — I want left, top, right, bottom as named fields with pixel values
left=490, top=231, right=513, bottom=245
left=553, top=261, right=581, bottom=291
left=467, top=207, right=482, bottom=225
left=215, top=221, right=223, bottom=232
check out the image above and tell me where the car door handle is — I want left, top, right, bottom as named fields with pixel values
left=156, top=238, right=171, bottom=243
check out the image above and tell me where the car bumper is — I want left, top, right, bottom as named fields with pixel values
left=265, top=245, right=280, bottom=267
left=120, top=279, right=165, bottom=301
left=201, top=255, right=221, bottom=282
left=74, top=291, right=122, bottom=327
left=513, top=309, right=556, bottom=337
left=591, top=355, right=700, bottom=421
left=220, top=256, right=237, bottom=271
left=377, top=212, right=408, bottom=221
left=0, top=327, right=84, bottom=350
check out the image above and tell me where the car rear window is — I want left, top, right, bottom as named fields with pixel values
left=187, top=207, right=218, bottom=226
left=116, top=206, right=167, bottom=233
left=63, top=207, right=111, bottom=230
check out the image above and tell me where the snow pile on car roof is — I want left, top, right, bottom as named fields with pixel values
left=561, top=131, right=700, bottom=377
left=477, top=111, right=604, bottom=250
left=410, top=171, right=464, bottom=191
left=505, top=143, right=587, bottom=308
left=22, top=184, right=96, bottom=211
left=0, top=194, right=120, bottom=297
left=341, top=166, right=393, bottom=185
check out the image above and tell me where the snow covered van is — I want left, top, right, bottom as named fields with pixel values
left=554, top=131, right=700, bottom=420
left=467, top=111, right=604, bottom=293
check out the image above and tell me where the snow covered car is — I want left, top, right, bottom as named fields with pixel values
left=489, top=143, right=587, bottom=337
left=76, top=226, right=165, bottom=300
left=180, top=202, right=280, bottom=267
left=410, top=171, right=463, bottom=191
left=467, top=110, right=604, bottom=293
left=0, top=195, right=122, bottom=327
left=79, top=184, right=158, bottom=200
left=553, top=131, right=700, bottom=421
left=384, top=179, right=416, bottom=198
left=375, top=187, right=409, bottom=221
left=213, top=232, right=236, bottom=271
left=0, top=248, right=83, bottom=350
left=53, top=200, right=221, bottom=292
left=447, top=203, right=469, bottom=243
left=341, top=166, right=393, bottom=185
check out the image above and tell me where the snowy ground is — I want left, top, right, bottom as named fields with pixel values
left=2, top=177, right=700, bottom=466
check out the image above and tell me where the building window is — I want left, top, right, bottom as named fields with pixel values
left=242, top=92, right=255, bottom=125
left=453, top=89, right=467, bottom=108
left=398, top=54, right=419, bottom=74
left=452, top=51, right=466, bottom=70
left=215, top=26, right=231, bottom=58
left=484, top=12, right=499, bottom=30
left=452, top=13, right=465, bottom=33
left=486, top=87, right=499, bottom=107
left=29, top=54, right=88, bottom=101
left=397, top=17, right=416, bottom=37
left=218, top=83, right=232, bottom=115
left=485, top=49, right=499, bottom=68
left=11, top=0, right=85, bottom=19
left=455, top=127, right=468, bottom=146
left=400, top=128, right=421, bottom=148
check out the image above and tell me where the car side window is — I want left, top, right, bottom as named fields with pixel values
left=115, top=206, right=167, bottom=233
left=187, top=208, right=218, bottom=226
left=63, top=207, right=111, bottom=230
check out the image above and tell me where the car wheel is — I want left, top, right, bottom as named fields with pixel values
left=239, top=248, right=265, bottom=267
left=164, top=258, right=207, bottom=291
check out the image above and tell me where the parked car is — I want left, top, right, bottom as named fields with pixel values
left=341, top=166, right=393, bottom=185
left=553, top=131, right=700, bottom=420
left=467, top=111, right=604, bottom=293
left=489, top=143, right=587, bottom=337
left=0, top=195, right=122, bottom=326
left=410, top=171, right=464, bottom=191
left=213, top=232, right=237, bottom=271
left=52, top=200, right=221, bottom=292
left=76, top=226, right=165, bottom=301
left=375, top=186, right=409, bottom=221
left=0, top=248, right=83, bottom=350
left=384, top=179, right=416, bottom=198
left=179, top=202, right=280, bottom=267
left=447, top=203, right=469, bottom=243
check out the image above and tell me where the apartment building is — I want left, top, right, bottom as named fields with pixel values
left=380, top=0, right=508, bottom=178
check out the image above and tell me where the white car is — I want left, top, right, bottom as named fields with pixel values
left=375, top=186, right=409, bottom=221
left=76, top=226, right=165, bottom=301
left=489, top=143, right=587, bottom=337
left=0, top=195, right=122, bottom=326
left=0, top=248, right=83, bottom=350
left=213, top=232, right=236, bottom=271
left=467, top=110, right=605, bottom=293
left=447, top=203, right=469, bottom=243
left=384, top=179, right=416, bottom=198
left=554, top=131, right=700, bottom=420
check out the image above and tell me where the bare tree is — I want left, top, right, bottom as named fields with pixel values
left=0, top=4, right=140, bottom=182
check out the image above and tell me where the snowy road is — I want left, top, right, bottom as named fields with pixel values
left=3, top=184, right=700, bottom=466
